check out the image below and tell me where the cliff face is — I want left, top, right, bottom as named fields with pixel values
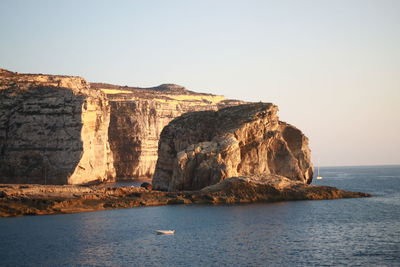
left=92, top=83, right=243, bottom=180
left=0, top=69, right=242, bottom=184
left=0, top=69, right=115, bottom=184
left=153, top=103, right=313, bottom=191
left=0, top=69, right=311, bottom=187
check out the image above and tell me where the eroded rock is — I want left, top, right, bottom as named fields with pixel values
left=0, top=69, right=243, bottom=184
left=0, top=69, right=115, bottom=184
left=199, top=174, right=371, bottom=203
left=92, top=82, right=244, bottom=180
left=153, top=103, right=313, bottom=191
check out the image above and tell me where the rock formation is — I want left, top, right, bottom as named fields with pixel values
left=153, top=103, right=313, bottom=191
left=0, top=68, right=242, bottom=184
left=199, top=174, right=359, bottom=202
left=0, top=69, right=372, bottom=217
left=91, top=83, right=243, bottom=180
left=0, top=69, right=115, bottom=184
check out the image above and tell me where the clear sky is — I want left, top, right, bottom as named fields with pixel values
left=1, top=0, right=399, bottom=166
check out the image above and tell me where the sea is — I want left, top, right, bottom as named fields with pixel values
left=0, top=165, right=399, bottom=267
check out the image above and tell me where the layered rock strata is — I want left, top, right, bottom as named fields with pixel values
left=0, top=69, right=243, bottom=184
left=92, top=83, right=243, bottom=180
left=0, top=69, right=115, bottom=184
left=153, top=103, right=314, bottom=191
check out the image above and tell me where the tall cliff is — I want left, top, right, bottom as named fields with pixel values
left=0, top=69, right=115, bottom=184
left=153, top=103, right=313, bottom=191
left=91, top=83, right=243, bottom=180
left=0, top=69, right=242, bottom=184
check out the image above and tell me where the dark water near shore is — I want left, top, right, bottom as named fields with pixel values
left=1, top=165, right=399, bottom=267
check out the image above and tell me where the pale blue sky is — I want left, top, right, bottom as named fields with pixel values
left=1, top=0, right=399, bottom=166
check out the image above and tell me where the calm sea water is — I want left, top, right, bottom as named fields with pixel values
left=1, top=165, right=399, bottom=267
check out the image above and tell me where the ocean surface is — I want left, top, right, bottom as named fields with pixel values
left=1, top=165, right=399, bottom=267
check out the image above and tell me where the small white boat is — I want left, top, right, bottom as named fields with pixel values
left=155, top=230, right=175, bottom=235
left=316, top=162, right=323, bottom=180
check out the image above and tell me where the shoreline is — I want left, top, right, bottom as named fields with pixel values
left=0, top=180, right=371, bottom=217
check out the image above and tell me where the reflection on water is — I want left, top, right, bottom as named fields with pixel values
left=0, top=165, right=399, bottom=266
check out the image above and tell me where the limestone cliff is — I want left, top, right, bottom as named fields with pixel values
left=0, top=69, right=115, bottom=184
left=91, top=83, right=243, bottom=180
left=153, top=103, right=313, bottom=191
left=0, top=68, right=242, bottom=184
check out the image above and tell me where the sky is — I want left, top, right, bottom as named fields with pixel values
left=1, top=0, right=399, bottom=166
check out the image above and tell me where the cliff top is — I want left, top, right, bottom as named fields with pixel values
left=90, top=82, right=232, bottom=105
left=91, top=82, right=192, bottom=94
left=0, top=68, right=15, bottom=75
left=0, top=68, right=90, bottom=94
left=90, top=82, right=220, bottom=96
left=0, top=69, right=189, bottom=96
left=0, top=68, right=83, bottom=79
left=0, top=68, right=241, bottom=106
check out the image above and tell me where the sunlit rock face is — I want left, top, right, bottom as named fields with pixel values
left=153, top=103, right=313, bottom=191
left=0, top=68, right=243, bottom=185
left=92, top=83, right=244, bottom=180
left=0, top=69, right=115, bottom=184
left=0, top=69, right=311, bottom=187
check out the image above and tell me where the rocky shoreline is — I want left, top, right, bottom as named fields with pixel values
left=0, top=175, right=371, bottom=217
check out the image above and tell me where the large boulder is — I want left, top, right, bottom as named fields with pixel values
left=153, top=103, right=313, bottom=191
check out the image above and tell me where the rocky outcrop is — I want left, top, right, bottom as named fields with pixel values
left=199, top=174, right=369, bottom=202
left=153, top=103, right=313, bottom=191
left=92, top=83, right=243, bottom=180
left=0, top=69, right=115, bottom=184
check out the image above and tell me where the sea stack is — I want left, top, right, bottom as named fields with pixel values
left=153, top=103, right=313, bottom=191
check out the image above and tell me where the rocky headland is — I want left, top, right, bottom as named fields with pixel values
left=0, top=69, right=242, bottom=185
left=0, top=68, right=371, bottom=217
